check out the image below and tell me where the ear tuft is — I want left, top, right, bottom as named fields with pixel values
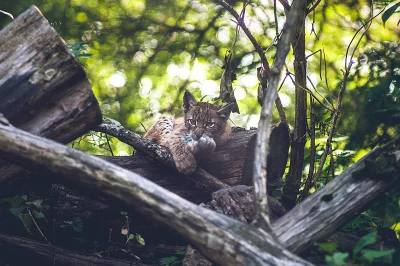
left=183, top=90, right=197, bottom=114
left=217, top=103, right=234, bottom=121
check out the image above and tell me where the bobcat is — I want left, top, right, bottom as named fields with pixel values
left=144, top=91, right=234, bottom=175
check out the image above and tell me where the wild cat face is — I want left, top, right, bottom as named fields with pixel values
left=183, top=91, right=233, bottom=141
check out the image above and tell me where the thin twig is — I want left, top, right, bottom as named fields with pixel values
left=251, top=0, right=307, bottom=230
left=211, top=0, right=270, bottom=71
left=328, top=145, right=335, bottom=184
left=287, top=73, right=335, bottom=113
left=105, top=134, right=114, bottom=156
left=301, top=95, right=316, bottom=200
left=345, top=8, right=385, bottom=68
left=322, top=45, right=331, bottom=103
left=312, top=61, right=353, bottom=186
left=312, top=8, right=384, bottom=186
left=27, top=209, right=52, bottom=245
left=274, top=0, right=279, bottom=37
left=307, top=0, right=322, bottom=14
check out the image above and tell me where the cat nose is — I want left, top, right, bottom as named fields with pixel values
left=193, top=132, right=203, bottom=140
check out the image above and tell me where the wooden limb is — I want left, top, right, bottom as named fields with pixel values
left=302, top=95, right=316, bottom=200
left=95, top=119, right=229, bottom=193
left=251, top=0, right=307, bottom=229
left=96, top=120, right=289, bottom=191
left=0, top=233, right=148, bottom=266
left=0, top=120, right=312, bottom=266
left=0, top=6, right=102, bottom=184
left=281, top=4, right=307, bottom=210
left=274, top=138, right=400, bottom=253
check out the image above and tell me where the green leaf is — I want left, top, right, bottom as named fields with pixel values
left=382, top=2, right=400, bottom=25
left=353, top=231, right=377, bottom=259
left=31, top=210, right=45, bottom=219
left=9, top=206, right=26, bottom=217
left=1, top=195, right=27, bottom=208
left=126, top=233, right=135, bottom=243
left=25, top=199, right=43, bottom=209
left=18, top=213, right=33, bottom=235
left=120, top=211, right=128, bottom=215
left=159, top=256, right=178, bottom=265
left=361, top=249, right=394, bottom=263
left=318, top=242, right=338, bottom=254
left=332, top=252, right=349, bottom=266
left=135, top=234, right=145, bottom=246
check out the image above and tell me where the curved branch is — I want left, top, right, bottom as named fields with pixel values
left=95, top=119, right=229, bottom=193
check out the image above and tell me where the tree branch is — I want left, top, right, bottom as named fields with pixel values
left=251, top=0, right=307, bottom=229
left=274, top=137, right=400, bottom=253
left=95, top=119, right=230, bottom=193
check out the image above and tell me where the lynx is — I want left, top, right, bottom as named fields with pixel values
left=144, top=91, right=234, bottom=175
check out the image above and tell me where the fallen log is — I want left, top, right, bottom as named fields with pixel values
left=96, top=119, right=290, bottom=193
left=0, top=118, right=312, bottom=266
left=0, top=233, right=148, bottom=266
left=273, top=139, right=400, bottom=253
left=0, top=5, right=102, bottom=185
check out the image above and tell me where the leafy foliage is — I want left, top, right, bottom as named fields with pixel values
left=0, top=195, right=49, bottom=235
left=319, top=231, right=396, bottom=265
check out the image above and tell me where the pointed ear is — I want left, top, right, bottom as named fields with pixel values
left=183, top=90, right=197, bottom=114
left=217, top=103, right=234, bottom=121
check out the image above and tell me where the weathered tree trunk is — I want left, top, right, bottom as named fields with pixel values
left=0, top=121, right=312, bottom=266
left=0, top=233, right=148, bottom=266
left=0, top=5, right=102, bottom=185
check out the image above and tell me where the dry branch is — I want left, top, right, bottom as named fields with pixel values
left=274, top=138, right=400, bottom=253
left=281, top=1, right=308, bottom=210
left=95, top=119, right=229, bottom=193
left=252, top=0, right=307, bottom=228
left=0, top=121, right=312, bottom=266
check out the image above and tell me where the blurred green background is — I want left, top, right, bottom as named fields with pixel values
left=0, top=0, right=398, bottom=160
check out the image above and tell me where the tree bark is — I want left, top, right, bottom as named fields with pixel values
left=281, top=4, right=308, bottom=210
left=0, top=5, right=102, bottom=184
left=0, top=122, right=312, bottom=266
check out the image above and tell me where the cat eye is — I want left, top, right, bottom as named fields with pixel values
left=188, top=119, right=196, bottom=126
left=205, top=122, right=215, bottom=128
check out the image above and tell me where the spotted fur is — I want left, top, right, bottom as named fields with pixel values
left=144, top=91, right=234, bottom=175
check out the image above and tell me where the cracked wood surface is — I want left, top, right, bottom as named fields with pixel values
left=0, top=6, right=102, bottom=184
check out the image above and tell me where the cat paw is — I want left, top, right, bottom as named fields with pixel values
left=186, top=136, right=216, bottom=155
left=174, top=152, right=197, bottom=175
left=198, top=136, right=216, bottom=152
